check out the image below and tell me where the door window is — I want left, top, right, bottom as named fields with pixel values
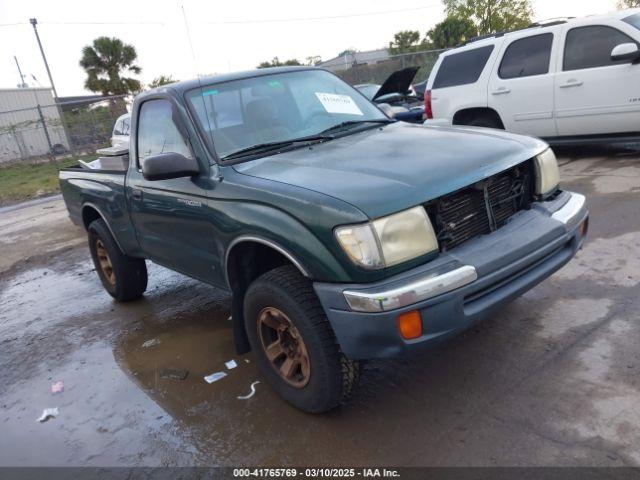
left=433, top=45, right=495, bottom=89
left=499, top=33, right=553, bottom=79
left=564, top=25, right=637, bottom=71
left=137, top=99, right=193, bottom=164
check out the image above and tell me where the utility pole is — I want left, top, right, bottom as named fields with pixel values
left=29, top=18, right=58, bottom=100
left=30, top=17, right=74, bottom=157
left=14, top=56, right=28, bottom=88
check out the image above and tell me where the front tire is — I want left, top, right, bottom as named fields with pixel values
left=243, top=266, right=359, bottom=413
left=88, top=219, right=148, bottom=302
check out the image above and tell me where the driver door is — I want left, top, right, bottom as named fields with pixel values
left=128, top=98, right=218, bottom=283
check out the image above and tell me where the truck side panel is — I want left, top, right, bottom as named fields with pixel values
left=59, top=169, right=140, bottom=255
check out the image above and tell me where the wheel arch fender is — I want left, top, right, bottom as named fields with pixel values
left=452, top=107, right=505, bottom=128
left=81, top=203, right=125, bottom=254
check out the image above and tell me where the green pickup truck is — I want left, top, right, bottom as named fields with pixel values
left=60, top=67, right=588, bottom=413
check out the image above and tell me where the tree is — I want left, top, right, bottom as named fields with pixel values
left=148, top=75, right=178, bottom=88
left=257, top=57, right=303, bottom=68
left=618, top=0, right=640, bottom=8
left=427, top=17, right=478, bottom=48
left=389, top=30, right=426, bottom=54
left=443, top=0, right=534, bottom=36
left=305, top=56, right=322, bottom=66
left=79, top=37, right=142, bottom=96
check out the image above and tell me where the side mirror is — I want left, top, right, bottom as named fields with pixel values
left=611, top=43, right=640, bottom=63
left=141, top=152, right=200, bottom=181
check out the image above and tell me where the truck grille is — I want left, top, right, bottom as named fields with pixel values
left=425, top=160, right=534, bottom=251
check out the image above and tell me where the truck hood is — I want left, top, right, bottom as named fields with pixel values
left=233, top=122, right=548, bottom=219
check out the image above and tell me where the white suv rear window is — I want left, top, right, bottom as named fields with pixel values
left=433, top=45, right=494, bottom=89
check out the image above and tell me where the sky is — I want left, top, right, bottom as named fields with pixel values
left=0, top=0, right=621, bottom=97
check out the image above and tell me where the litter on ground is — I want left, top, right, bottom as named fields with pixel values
left=36, top=408, right=59, bottom=423
left=237, top=381, right=260, bottom=400
left=159, top=369, right=189, bottom=380
left=204, top=372, right=227, bottom=384
left=51, top=381, right=64, bottom=394
left=225, top=360, right=237, bottom=370
left=141, top=338, right=161, bottom=348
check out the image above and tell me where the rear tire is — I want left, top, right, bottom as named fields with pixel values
left=88, top=219, right=147, bottom=302
left=243, top=265, right=359, bottom=413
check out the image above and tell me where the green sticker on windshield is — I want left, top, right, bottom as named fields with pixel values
left=203, top=89, right=219, bottom=96
left=267, top=80, right=281, bottom=88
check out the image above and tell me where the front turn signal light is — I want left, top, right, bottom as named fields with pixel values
left=397, top=310, right=423, bottom=340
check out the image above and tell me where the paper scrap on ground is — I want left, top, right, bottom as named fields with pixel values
left=159, top=369, right=189, bottom=380
left=142, top=338, right=161, bottom=348
left=36, top=408, right=59, bottom=423
left=225, top=360, right=237, bottom=370
left=315, top=92, right=363, bottom=116
left=204, top=372, right=227, bottom=384
left=237, top=381, right=260, bottom=400
left=51, top=381, right=64, bottom=394
left=244, top=359, right=250, bottom=364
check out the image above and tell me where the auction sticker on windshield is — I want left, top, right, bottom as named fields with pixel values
left=315, top=92, right=363, bottom=115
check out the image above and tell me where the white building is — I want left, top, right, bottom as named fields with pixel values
left=0, top=88, right=68, bottom=163
left=318, top=48, right=390, bottom=72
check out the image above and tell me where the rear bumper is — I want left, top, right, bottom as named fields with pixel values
left=313, top=191, right=588, bottom=359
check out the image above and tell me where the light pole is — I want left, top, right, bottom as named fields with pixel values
left=29, top=18, right=59, bottom=100
left=29, top=17, right=74, bottom=156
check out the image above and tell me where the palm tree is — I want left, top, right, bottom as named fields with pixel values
left=148, top=75, right=178, bottom=89
left=79, top=37, right=142, bottom=97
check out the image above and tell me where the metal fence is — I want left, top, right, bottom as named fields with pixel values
left=0, top=95, right=127, bottom=164
left=330, top=48, right=446, bottom=87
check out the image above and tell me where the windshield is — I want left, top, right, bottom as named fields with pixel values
left=186, top=69, right=387, bottom=160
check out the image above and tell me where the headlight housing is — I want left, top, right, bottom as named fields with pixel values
left=335, top=206, right=438, bottom=269
left=533, top=148, right=560, bottom=197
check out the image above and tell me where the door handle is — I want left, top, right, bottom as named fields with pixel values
left=131, top=188, right=143, bottom=200
left=560, top=80, right=583, bottom=88
left=492, top=87, right=511, bottom=95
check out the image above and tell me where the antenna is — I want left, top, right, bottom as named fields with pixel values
left=181, top=5, right=200, bottom=78
left=14, top=56, right=29, bottom=88
left=180, top=5, right=220, bottom=178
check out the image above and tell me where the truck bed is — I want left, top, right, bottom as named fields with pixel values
left=59, top=166, right=127, bottom=231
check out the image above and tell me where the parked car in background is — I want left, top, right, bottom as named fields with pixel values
left=355, top=66, right=425, bottom=123
left=60, top=67, right=587, bottom=413
left=424, top=9, right=640, bottom=146
left=412, top=79, right=428, bottom=100
left=111, top=113, right=131, bottom=148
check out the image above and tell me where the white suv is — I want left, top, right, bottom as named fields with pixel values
left=424, top=9, right=640, bottom=145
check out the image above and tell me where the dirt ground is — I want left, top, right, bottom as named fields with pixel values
left=1, top=148, right=639, bottom=467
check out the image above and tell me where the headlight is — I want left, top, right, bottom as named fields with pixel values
left=335, top=206, right=438, bottom=269
left=533, top=148, right=559, bottom=196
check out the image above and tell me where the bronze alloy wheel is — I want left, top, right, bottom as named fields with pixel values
left=257, top=307, right=311, bottom=388
left=95, top=239, right=116, bottom=286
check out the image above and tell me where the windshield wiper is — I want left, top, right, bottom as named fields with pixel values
left=319, top=119, right=394, bottom=135
left=221, top=134, right=333, bottom=161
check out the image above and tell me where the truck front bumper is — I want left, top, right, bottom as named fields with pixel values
left=313, top=191, right=588, bottom=359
